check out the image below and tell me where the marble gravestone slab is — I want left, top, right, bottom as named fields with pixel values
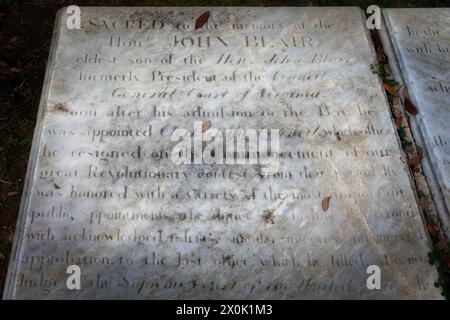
left=383, top=8, right=450, bottom=232
left=3, top=7, right=441, bottom=299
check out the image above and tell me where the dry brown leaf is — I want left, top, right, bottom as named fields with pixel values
left=383, top=83, right=398, bottom=96
left=377, top=53, right=388, bottom=64
left=322, top=196, right=331, bottom=211
left=426, top=223, right=439, bottom=238
left=402, top=86, right=409, bottom=100
left=403, top=96, right=418, bottom=115
left=0, top=252, right=5, bottom=260
left=370, top=30, right=382, bottom=49
left=6, top=191, right=18, bottom=197
left=395, top=115, right=403, bottom=128
left=408, top=147, right=423, bottom=169
left=376, top=48, right=388, bottom=64
left=195, top=11, right=210, bottom=30
left=383, top=64, right=393, bottom=77
left=202, top=120, right=211, bottom=133
left=419, top=197, right=428, bottom=210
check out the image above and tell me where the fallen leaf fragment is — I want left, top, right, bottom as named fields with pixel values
left=6, top=191, right=18, bottom=197
left=383, top=83, right=398, bottom=96
left=408, top=147, right=423, bottom=169
left=322, top=196, right=331, bottom=211
left=202, top=120, right=211, bottom=132
left=384, top=64, right=393, bottom=77
left=403, top=96, right=418, bottom=115
left=427, top=223, right=439, bottom=238
left=370, top=30, right=382, bottom=49
left=402, top=86, right=409, bottom=100
left=195, top=11, right=210, bottom=30
left=395, top=115, right=403, bottom=128
left=376, top=48, right=388, bottom=64
left=0, top=252, right=5, bottom=260
left=419, top=197, right=428, bottom=210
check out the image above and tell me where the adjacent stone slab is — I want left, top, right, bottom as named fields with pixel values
left=383, top=8, right=450, bottom=224
left=4, top=7, right=441, bottom=299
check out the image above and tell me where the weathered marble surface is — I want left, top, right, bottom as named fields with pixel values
left=3, top=7, right=441, bottom=299
left=383, top=8, right=450, bottom=226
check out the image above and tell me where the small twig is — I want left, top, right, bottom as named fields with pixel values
left=0, top=178, right=12, bottom=185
